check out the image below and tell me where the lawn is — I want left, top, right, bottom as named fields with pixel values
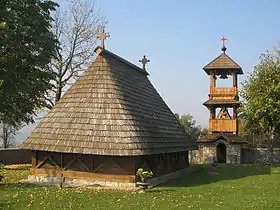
left=1, top=164, right=280, bottom=209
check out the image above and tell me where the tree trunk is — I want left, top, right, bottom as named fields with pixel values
left=55, top=82, right=63, bottom=103
left=267, top=128, right=275, bottom=164
left=2, top=123, right=8, bottom=148
left=268, top=137, right=274, bottom=164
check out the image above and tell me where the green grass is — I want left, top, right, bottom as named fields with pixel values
left=1, top=164, right=280, bottom=209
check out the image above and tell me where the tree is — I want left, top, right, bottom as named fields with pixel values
left=240, top=50, right=280, bottom=160
left=238, top=118, right=267, bottom=147
left=0, top=122, right=22, bottom=148
left=45, top=0, right=106, bottom=108
left=0, top=0, right=58, bottom=125
left=175, top=113, right=208, bottom=141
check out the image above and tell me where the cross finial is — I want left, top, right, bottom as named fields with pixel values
left=97, top=26, right=110, bottom=49
left=221, top=36, right=227, bottom=53
left=139, top=55, right=150, bottom=70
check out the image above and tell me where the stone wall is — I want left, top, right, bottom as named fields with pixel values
left=0, top=148, right=31, bottom=165
left=189, top=144, right=216, bottom=164
left=242, top=148, right=280, bottom=164
left=227, top=144, right=242, bottom=164
left=189, top=140, right=242, bottom=164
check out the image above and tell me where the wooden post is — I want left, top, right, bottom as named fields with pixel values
left=210, top=107, right=216, bottom=119
left=60, top=153, right=63, bottom=169
left=31, top=151, right=37, bottom=168
left=233, top=107, right=237, bottom=119
left=210, top=73, right=213, bottom=89
left=233, top=73, right=237, bottom=87
left=234, top=106, right=238, bottom=134
left=213, top=74, right=217, bottom=88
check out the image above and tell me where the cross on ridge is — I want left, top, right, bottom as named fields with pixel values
left=221, top=36, right=227, bottom=52
left=97, top=26, right=110, bottom=49
left=139, top=55, right=150, bottom=70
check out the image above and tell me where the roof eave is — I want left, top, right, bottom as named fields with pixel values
left=203, top=67, right=243, bottom=75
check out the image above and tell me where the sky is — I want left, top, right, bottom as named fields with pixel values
left=15, top=0, right=280, bottom=144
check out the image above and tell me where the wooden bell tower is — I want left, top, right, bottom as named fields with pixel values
left=203, top=37, right=243, bottom=135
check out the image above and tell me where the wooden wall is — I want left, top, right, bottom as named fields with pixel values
left=209, top=87, right=238, bottom=100
left=209, top=119, right=237, bottom=134
left=32, top=150, right=189, bottom=183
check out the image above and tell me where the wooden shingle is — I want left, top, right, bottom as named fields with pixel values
left=21, top=47, right=196, bottom=156
left=203, top=53, right=243, bottom=74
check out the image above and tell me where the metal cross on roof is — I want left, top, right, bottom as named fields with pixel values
left=139, top=55, right=150, bottom=70
left=97, top=26, right=110, bottom=49
left=221, top=36, right=227, bottom=52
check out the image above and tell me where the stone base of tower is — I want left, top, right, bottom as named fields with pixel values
left=189, top=133, right=247, bottom=164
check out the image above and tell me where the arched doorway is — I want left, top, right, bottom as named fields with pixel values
left=216, top=143, right=226, bottom=163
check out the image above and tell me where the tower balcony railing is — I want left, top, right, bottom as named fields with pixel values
left=209, top=119, right=237, bottom=134
left=209, top=87, right=238, bottom=100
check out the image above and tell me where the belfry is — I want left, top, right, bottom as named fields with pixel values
left=191, top=37, right=247, bottom=164
left=203, top=36, right=242, bottom=135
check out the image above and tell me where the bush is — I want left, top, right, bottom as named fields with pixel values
left=0, top=162, right=4, bottom=170
left=136, top=168, right=153, bottom=182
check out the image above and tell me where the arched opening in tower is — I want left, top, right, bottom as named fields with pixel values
left=216, top=143, right=227, bottom=163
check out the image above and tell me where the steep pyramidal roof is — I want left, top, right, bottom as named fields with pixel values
left=21, top=47, right=196, bottom=156
left=203, top=53, right=243, bottom=74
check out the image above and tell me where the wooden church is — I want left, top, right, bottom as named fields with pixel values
left=21, top=29, right=196, bottom=186
left=191, top=37, right=247, bottom=164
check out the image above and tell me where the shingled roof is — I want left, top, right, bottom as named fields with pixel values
left=197, top=133, right=246, bottom=144
left=203, top=100, right=241, bottom=106
left=203, top=53, right=243, bottom=74
left=21, top=47, right=196, bottom=156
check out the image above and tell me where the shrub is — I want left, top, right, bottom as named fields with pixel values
left=136, top=168, right=153, bottom=182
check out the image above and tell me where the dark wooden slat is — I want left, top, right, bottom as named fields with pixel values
left=36, top=156, right=48, bottom=168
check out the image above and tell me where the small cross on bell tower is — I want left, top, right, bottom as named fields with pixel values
left=139, top=55, right=150, bottom=70
left=221, top=36, right=227, bottom=53
left=96, top=26, right=110, bottom=49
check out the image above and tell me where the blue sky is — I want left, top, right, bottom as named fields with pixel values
left=98, top=0, right=280, bottom=125
left=15, top=0, right=280, bottom=143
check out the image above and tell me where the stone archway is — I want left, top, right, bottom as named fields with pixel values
left=216, top=143, right=227, bottom=163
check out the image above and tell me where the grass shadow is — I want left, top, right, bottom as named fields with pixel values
left=161, top=164, right=273, bottom=188
left=0, top=182, right=39, bottom=190
left=147, top=188, right=176, bottom=193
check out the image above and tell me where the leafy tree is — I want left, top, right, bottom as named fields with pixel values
left=175, top=113, right=208, bottom=141
left=238, top=118, right=267, bottom=147
left=45, top=0, right=106, bottom=108
left=240, top=50, right=280, bottom=159
left=0, top=122, right=22, bottom=148
left=200, top=128, right=209, bottom=137
left=0, top=0, right=58, bottom=125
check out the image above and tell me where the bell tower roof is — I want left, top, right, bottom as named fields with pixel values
left=203, top=53, right=243, bottom=75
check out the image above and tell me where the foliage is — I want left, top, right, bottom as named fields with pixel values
left=136, top=168, right=153, bottom=182
left=45, top=0, right=106, bottom=108
left=0, top=164, right=280, bottom=209
left=238, top=119, right=269, bottom=147
left=0, top=0, right=58, bottom=125
left=175, top=113, right=209, bottom=141
left=0, top=163, right=4, bottom=182
left=240, top=50, right=280, bottom=151
left=0, top=122, right=23, bottom=148
left=0, top=162, right=4, bottom=170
